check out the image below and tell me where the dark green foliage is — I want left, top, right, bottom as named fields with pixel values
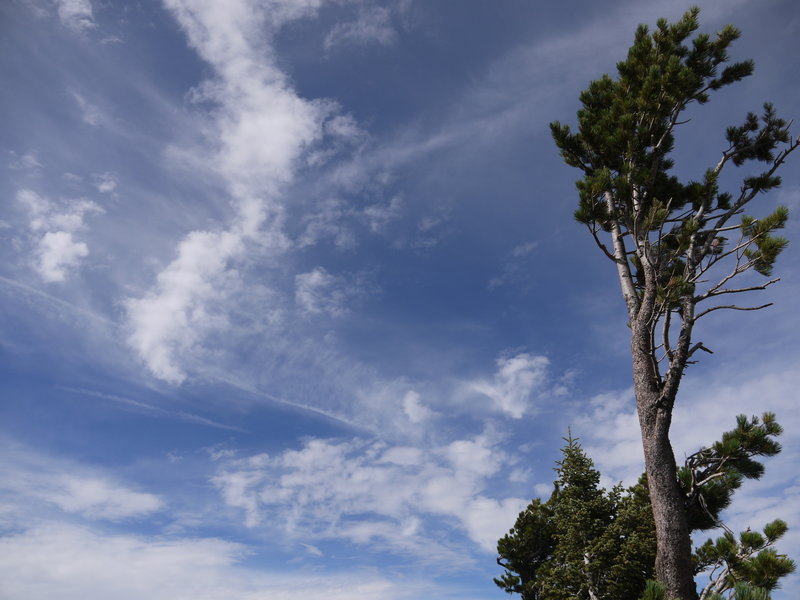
left=550, top=7, right=796, bottom=314
left=682, top=414, right=795, bottom=597
left=496, top=416, right=793, bottom=600
left=694, top=521, right=795, bottom=598
left=550, top=9, right=797, bottom=596
left=639, top=580, right=667, bottom=600
left=535, top=436, right=621, bottom=600
left=495, top=436, right=656, bottom=600
left=495, top=498, right=556, bottom=599
left=681, top=414, right=782, bottom=532
left=741, top=208, right=789, bottom=276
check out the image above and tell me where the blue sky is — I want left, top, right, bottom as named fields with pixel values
left=1, top=1, right=799, bottom=598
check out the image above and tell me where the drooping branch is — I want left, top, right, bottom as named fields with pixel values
left=694, top=302, right=773, bottom=320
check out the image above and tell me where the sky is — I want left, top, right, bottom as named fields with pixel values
left=1, top=1, right=799, bottom=598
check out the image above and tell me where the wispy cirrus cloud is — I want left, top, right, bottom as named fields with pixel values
left=7, top=150, right=43, bottom=171
left=324, top=5, right=398, bottom=51
left=62, top=387, right=248, bottom=433
left=1, top=443, right=163, bottom=521
left=294, top=266, right=371, bottom=317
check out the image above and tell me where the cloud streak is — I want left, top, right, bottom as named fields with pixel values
left=1, top=443, right=164, bottom=521
left=0, top=523, right=424, bottom=600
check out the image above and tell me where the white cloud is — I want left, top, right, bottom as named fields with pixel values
left=468, top=352, right=550, bottom=418
left=55, top=0, right=96, bottom=34
left=72, top=92, right=104, bottom=126
left=511, top=242, right=539, bottom=257
left=324, top=6, right=397, bottom=51
left=93, top=172, right=118, bottom=193
left=213, top=434, right=525, bottom=554
left=577, top=365, right=800, bottom=484
left=1, top=444, right=163, bottom=521
left=363, top=195, right=403, bottom=233
left=402, top=390, right=435, bottom=424
left=296, top=195, right=404, bottom=249
left=52, top=475, right=163, bottom=520
left=127, top=0, right=339, bottom=383
left=36, top=231, right=89, bottom=283
left=17, top=189, right=102, bottom=283
left=7, top=150, right=43, bottom=171
left=126, top=230, right=242, bottom=384
left=0, top=523, right=415, bottom=600
left=294, top=266, right=367, bottom=317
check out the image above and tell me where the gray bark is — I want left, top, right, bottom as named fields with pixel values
left=612, top=221, right=698, bottom=600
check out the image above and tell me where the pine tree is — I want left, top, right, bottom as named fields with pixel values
left=495, top=497, right=556, bottom=600
left=496, top=415, right=794, bottom=600
left=685, top=414, right=796, bottom=599
left=536, top=434, right=618, bottom=600
left=495, top=435, right=656, bottom=600
left=550, top=9, right=798, bottom=598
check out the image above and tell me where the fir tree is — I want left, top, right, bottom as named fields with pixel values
left=496, top=415, right=794, bottom=600
left=550, top=8, right=798, bottom=598
left=495, top=435, right=656, bottom=600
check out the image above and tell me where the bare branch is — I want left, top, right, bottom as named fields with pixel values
left=687, top=342, right=714, bottom=359
left=662, top=309, right=674, bottom=363
left=697, top=277, right=780, bottom=302
left=694, top=302, right=774, bottom=320
left=587, top=223, right=618, bottom=262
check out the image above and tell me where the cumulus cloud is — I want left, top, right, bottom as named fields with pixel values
left=402, top=390, right=435, bottom=424
left=468, top=352, right=551, bottom=418
left=126, top=230, right=242, bottom=384
left=55, top=0, right=96, bottom=34
left=17, top=189, right=102, bottom=282
left=36, top=231, right=89, bottom=282
left=212, top=434, right=525, bottom=554
left=126, top=0, right=338, bottom=383
left=93, top=172, right=118, bottom=193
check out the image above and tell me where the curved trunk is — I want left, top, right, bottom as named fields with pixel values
left=632, top=329, right=697, bottom=600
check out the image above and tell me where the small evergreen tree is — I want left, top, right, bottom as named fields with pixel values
left=495, top=435, right=656, bottom=600
left=495, top=497, right=556, bottom=600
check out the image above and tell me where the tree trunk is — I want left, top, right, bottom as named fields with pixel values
left=631, top=332, right=697, bottom=600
